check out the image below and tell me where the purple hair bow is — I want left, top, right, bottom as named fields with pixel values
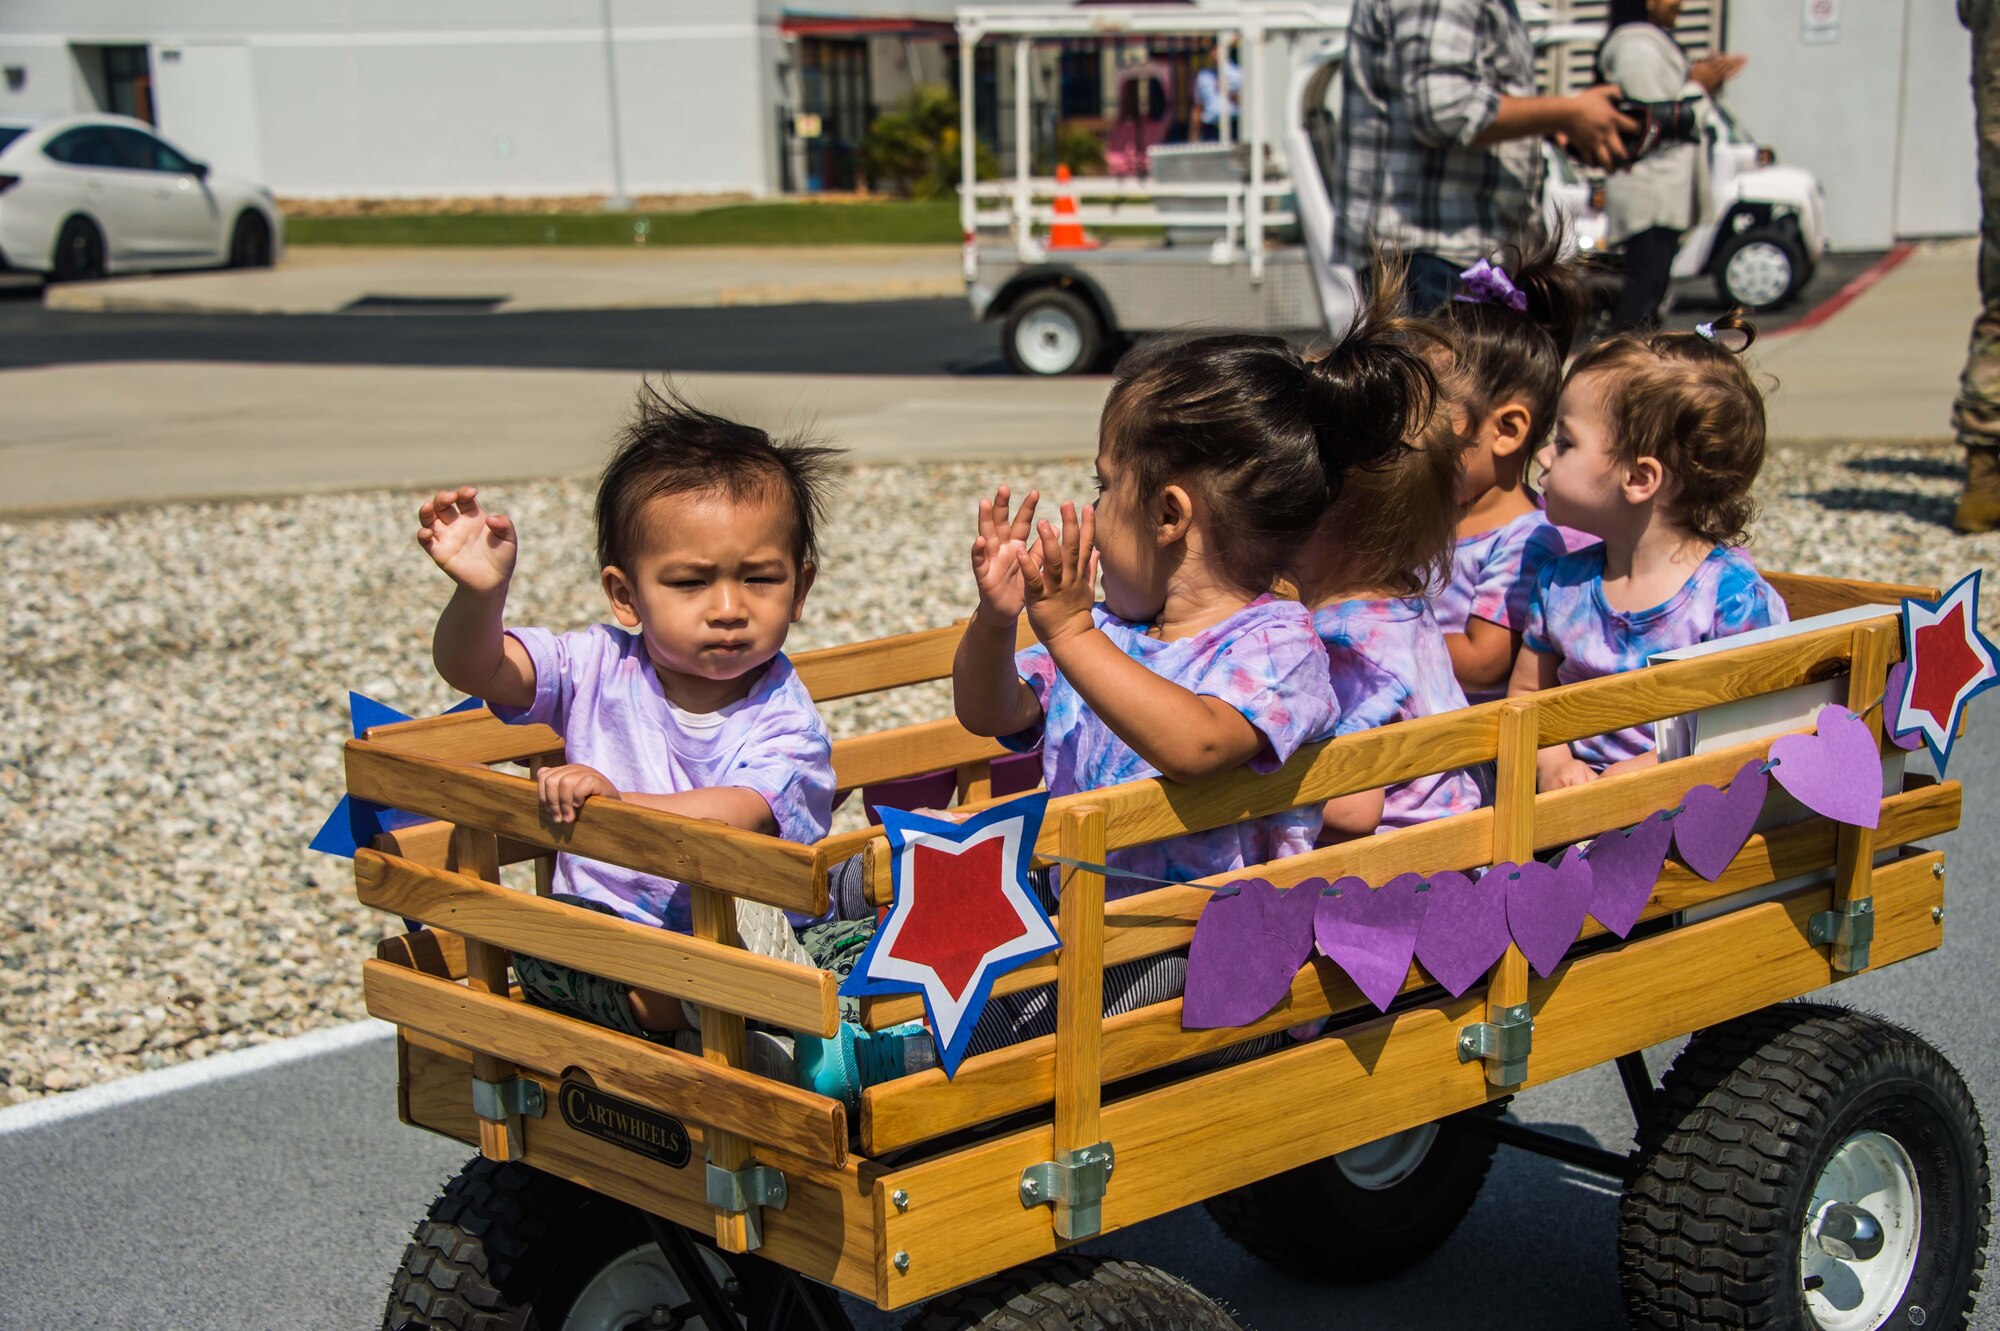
left=1454, top=258, right=1528, bottom=313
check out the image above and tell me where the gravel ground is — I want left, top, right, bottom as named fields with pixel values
left=3, top=445, right=1995, bottom=1105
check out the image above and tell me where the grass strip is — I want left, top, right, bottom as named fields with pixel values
left=288, top=201, right=962, bottom=248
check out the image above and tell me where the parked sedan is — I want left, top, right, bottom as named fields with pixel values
left=0, top=114, right=284, bottom=281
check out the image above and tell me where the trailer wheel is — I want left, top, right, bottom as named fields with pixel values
left=382, top=1156, right=746, bottom=1331
left=1620, top=1003, right=1990, bottom=1331
left=906, top=1254, right=1240, bottom=1331
left=1003, top=288, right=1102, bottom=376
left=1714, top=228, right=1805, bottom=310
left=1202, top=1104, right=1503, bottom=1282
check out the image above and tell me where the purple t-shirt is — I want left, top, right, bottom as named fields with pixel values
left=1523, top=545, right=1789, bottom=769
left=493, top=625, right=834, bottom=930
left=1435, top=507, right=1599, bottom=704
left=1313, top=597, right=1482, bottom=828
left=1004, top=595, right=1336, bottom=891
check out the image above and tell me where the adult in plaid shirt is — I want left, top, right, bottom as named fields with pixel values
left=1333, top=0, right=1634, bottom=313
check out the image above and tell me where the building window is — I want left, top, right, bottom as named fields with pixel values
left=99, top=45, right=154, bottom=124
left=1059, top=48, right=1103, bottom=119
left=800, top=38, right=871, bottom=192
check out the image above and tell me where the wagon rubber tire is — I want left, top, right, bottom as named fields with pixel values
left=51, top=217, right=105, bottom=282
left=381, top=1155, right=749, bottom=1331
left=905, top=1254, right=1241, bottom=1331
left=1713, top=228, right=1805, bottom=310
left=1619, top=1003, right=1990, bottom=1331
left=229, top=210, right=273, bottom=268
left=1202, top=1103, right=1504, bottom=1283
left=1002, top=288, right=1102, bottom=376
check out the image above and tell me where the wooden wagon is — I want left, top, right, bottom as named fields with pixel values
left=356, top=571, right=1988, bottom=1331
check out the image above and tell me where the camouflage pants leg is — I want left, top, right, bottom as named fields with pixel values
left=1955, top=0, right=2000, bottom=530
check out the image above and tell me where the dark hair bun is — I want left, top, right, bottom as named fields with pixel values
left=1303, top=258, right=1439, bottom=482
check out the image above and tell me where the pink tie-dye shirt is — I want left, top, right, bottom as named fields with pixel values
left=1435, top=506, right=1599, bottom=704
left=1004, top=595, right=1335, bottom=893
left=493, top=625, right=834, bottom=930
left=1313, top=596, right=1482, bottom=828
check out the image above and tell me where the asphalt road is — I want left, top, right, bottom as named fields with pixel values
left=0, top=251, right=1884, bottom=377
left=2, top=714, right=1994, bottom=1331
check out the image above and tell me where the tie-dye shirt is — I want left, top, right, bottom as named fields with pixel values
left=1313, top=597, right=1482, bottom=828
left=493, top=625, right=834, bottom=930
left=1004, top=595, right=1335, bottom=892
left=1523, top=545, right=1789, bottom=769
left=1435, top=506, right=1599, bottom=704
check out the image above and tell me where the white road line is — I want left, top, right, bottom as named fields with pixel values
left=0, top=1020, right=394, bottom=1137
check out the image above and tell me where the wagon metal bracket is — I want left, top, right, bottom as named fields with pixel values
left=707, top=1161, right=788, bottom=1251
left=1020, top=1142, right=1115, bottom=1240
left=470, top=1074, right=545, bottom=1121
left=1459, top=1003, right=1533, bottom=1086
left=1810, top=898, right=1875, bottom=972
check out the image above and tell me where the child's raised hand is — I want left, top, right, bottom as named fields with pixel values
left=537, top=763, right=620, bottom=825
left=1022, top=500, right=1099, bottom=647
left=970, top=485, right=1040, bottom=623
left=417, top=486, right=517, bottom=595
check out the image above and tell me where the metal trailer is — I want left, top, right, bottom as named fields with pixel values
left=955, top=3, right=1602, bottom=375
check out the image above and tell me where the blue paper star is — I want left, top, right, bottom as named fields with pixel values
left=308, top=692, right=482, bottom=858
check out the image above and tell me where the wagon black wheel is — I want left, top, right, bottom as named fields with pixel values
left=51, top=216, right=105, bottom=282
left=905, top=1254, right=1239, bottom=1331
left=1620, top=1003, right=1990, bottom=1331
left=229, top=210, right=273, bottom=268
left=1202, top=1103, right=1503, bottom=1283
left=382, top=1156, right=755, bottom=1331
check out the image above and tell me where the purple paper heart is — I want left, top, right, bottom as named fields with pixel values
left=1413, top=869, right=1511, bottom=997
left=1673, top=760, right=1770, bottom=883
left=1505, top=849, right=1595, bottom=978
left=1314, top=873, right=1431, bottom=1012
left=1881, top=661, right=1925, bottom=752
left=1770, top=707, right=1883, bottom=830
left=1183, top=877, right=1322, bottom=1030
left=1586, top=812, right=1675, bottom=937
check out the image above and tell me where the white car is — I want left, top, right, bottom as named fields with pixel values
left=0, top=114, right=285, bottom=282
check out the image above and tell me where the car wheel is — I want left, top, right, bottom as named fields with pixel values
left=1714, top=228, right=1805, bottom=311
left=1002, top=288, right=1103, bottom=376
left=229, top=211, right=273, bottom=269
left=51, top=217, right=105, bottom=283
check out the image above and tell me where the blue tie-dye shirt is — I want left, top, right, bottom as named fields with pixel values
left=1004, top=595, right=1336, bottom=892
left=1313, top=596, right=1482, bottom=828
left=1523, top=544, right=1788, bottom=769
left=1434, top=506, right=1600, bottom=704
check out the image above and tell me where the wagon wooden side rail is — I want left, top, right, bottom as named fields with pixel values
left=356, top=570, right=1961, bottom=1311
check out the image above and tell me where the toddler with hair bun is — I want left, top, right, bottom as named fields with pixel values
left=1509, top=312, right=1789, bottom=787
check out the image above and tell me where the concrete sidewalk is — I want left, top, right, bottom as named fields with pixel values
left=0, top=363, right=1110, bottom=513
left=41, top=244, right=964, bottom=316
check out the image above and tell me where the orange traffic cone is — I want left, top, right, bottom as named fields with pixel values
left=1047, top=164, right=1099, bottom=251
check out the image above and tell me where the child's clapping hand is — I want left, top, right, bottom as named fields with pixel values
left=417, top=486, right=517, bottom=595
left=537, top=763, right=620, bottom=825
left=1022, top=501, right=1100, bottom=648
left=970, top=485, right=1040, bottom=624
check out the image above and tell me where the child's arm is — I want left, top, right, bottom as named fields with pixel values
left=534, top=763, right=778, bottom=833
left=418, top=486, right=536, bottom=711
left=1024, top=503, right=1265, bottom=784
left=1506, top=645, right=1597, bottom=790
left=1320, top=789, right=1387, bottom=842
left=954, top=486, right=1046, bottom=738
left=1446, top=617, right=1522, bottom=691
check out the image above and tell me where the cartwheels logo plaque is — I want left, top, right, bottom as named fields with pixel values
left=560, top=1080, right=692, bottom=1168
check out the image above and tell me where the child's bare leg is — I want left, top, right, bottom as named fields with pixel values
left=628, top=986, right=692, bottom=1032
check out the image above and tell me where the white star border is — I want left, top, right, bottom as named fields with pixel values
left=1896, top=569, right=2000, bottom=775
left=839, top=792, right=1060, bottom=1075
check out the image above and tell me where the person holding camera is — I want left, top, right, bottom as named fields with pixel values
left=1332, top=0, right=1637, bottom=315
left=1598, top=0, right=1746, bottom=331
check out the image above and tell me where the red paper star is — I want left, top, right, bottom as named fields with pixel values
left=1910, top=604, right=1985, bottom=722
left=883, top=839, right=1025, bottom=999
left=1894, top=571, right=2000, bottom=774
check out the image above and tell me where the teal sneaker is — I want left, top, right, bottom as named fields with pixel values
left=798, top=1021, right=935, bottom=1109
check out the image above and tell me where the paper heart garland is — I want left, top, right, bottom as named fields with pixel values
left=1314, top=872, right=1431, bottom=1012
left=1585, top=811, right=1676, bottom=937
left=1504, top=848, right=1595, bottom=978
left=1183, top=878, right=1321, bottom=1030
left=1880, top=661, right=1925, bottom=752
left=1672, top=759, right=1770, bottom=883
left=1770, top=706, right=1883, bottom=830
left=1413, top=869, right=1512, bottom=997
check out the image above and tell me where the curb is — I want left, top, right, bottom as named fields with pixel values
left=44, top=279, right=967, bottom=317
